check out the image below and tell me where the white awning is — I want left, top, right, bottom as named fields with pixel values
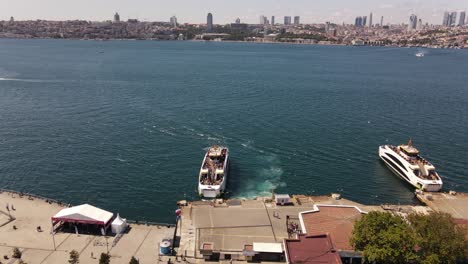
left=275, top=194, right=290, bottom=199
left=253, top=242, right=283, bottom=253
left=52, top=204, right=113, bottom=225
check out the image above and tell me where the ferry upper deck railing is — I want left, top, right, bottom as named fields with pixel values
left=389, top=145, right=433, bottom=166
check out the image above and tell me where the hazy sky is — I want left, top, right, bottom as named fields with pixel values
left=2, top=0, right=466, bottom=25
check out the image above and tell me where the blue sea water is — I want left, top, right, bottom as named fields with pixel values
left=0, top=39, right=467, bottom=223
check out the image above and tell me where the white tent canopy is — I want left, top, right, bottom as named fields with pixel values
left=52, top=204, right=113, bottom=226
left=111, top=213, right=128, bottom=234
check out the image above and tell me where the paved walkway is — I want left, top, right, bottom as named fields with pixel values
left=416, top=192, right=468, bottom=219
left=0, top=192, right=174, bottom=264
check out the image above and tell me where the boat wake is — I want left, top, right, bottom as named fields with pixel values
left=146, top=121, right=227, bottom=144
left=240, top=140, right=265, bottom=154
left=0, top=77, right=60, bottom=83
left=415, top=49, right=427, bottom=57
left=233, top=153, right=286, bottom=198
left=158, top=128, right=177, bottom=137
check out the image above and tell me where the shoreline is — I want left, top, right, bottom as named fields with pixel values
left=0, top=187, right=437, bottom=223
left=0, top=37, right=465, bottom=50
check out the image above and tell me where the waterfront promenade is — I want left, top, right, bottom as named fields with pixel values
left=1, top=190, right=467, bottom=263
left=0, top=191, right=174, bottom=264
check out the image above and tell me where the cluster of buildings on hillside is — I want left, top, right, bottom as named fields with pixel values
left=0, top=19, right=189, bottom=40
left=355, top=11, right=467, bottom=32
left=1, top=10, right=468, bottom=48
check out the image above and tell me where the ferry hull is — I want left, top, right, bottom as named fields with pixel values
left=379, top=146, right=442, bottom=192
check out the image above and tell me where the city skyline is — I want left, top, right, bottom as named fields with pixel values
left=2, top=0, right=467, bottom=25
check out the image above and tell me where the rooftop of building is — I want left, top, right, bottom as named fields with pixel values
left=284, top=233, right=342, bottom=264
left=299, top=205, right=366, bottom=251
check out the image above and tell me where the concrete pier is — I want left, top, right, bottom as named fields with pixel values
left=415, top=191, right=468, bottom=219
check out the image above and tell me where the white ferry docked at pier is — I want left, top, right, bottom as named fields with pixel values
left=198, top=145, right=229, bottom=198
left=379, top=140, right=443, bottom=192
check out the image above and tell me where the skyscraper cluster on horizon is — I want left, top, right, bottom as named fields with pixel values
left=109, top=10, right=467, bottom=28
left=442, top=11, right=466, bottom=27
left=408, top=14, right=423, bottom=31
left=257, top=15, right=299, bottom=25
left=355, top=14, right=369, bottom=27
left=354, top=12, right=386, bottom=28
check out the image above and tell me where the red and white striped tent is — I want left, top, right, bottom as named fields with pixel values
left=52, top=204, right=113, bottom=232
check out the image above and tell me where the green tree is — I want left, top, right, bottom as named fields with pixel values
left=99, top=253, right=110, bottom=264
left=350, top=211, right=417, bottom=263
left=12, top=247, right=22, bottom=259
left=129, top=256, right=139, bottom=264
left=408, top=212, right=467, bottom=264
left=69, top=250, right=80, bottom=264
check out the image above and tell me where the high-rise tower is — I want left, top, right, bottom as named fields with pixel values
left=459, top=11, right=466, bottom=26
left=207, top=13, right=213, bottom=32
left=170, top=16, right=177, bottom=27
left=443, top=11, right=450, bottom=26
left=409, top=14, right=418, bottom=30
left=294, top=16, right=300, bottom=25
left=355, top=16, right=363, bottom=27
left=449, top=12, right=457, bottom=26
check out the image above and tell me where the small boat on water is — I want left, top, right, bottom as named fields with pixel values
left=379, top=139, right=443, bottom=192
left=415, top=52, right=424, bottom=57
left=198, top=145, right=229, bottom=198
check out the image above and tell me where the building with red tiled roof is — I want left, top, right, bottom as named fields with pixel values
left=284, top=234, right=342, bottom=264
left=299, top=205, right=365, bottom=251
